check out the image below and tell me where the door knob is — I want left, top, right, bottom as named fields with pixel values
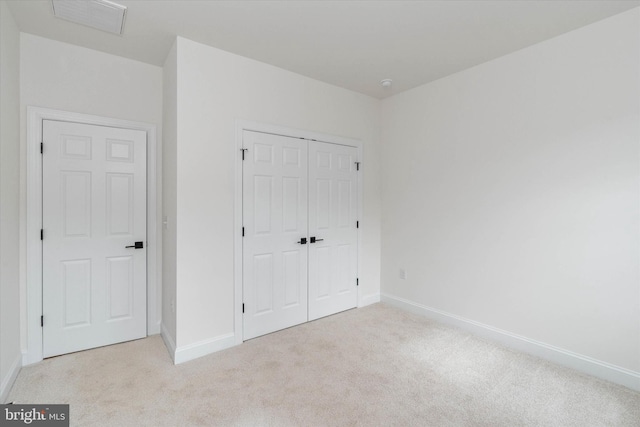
left=125, top=241, right=144, bottom=249
left=310, top=237, right=324, bottom=243
left=296, top=237, right=307, bottom=245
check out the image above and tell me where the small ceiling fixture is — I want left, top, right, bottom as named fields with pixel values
left=380, top=79, right=393, bottom=88
left=51, top=0, right=127, bottom=35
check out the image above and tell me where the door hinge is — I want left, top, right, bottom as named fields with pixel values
left=40, top=142, right=43, bottom=154
left=242, top=227, right=245, bottom=237
left=356, top=220, right=359, bottom=229
left=240, top=148, right=248, bottom=160
left=355, top=161, right=360, bottom=171
left=40, top=229, right=43, bottom=240
left=242, top=303, right=245, bottom=313
left=40, top=315, right=43, bottom=327
left=356, top=278, right=359, bottom=286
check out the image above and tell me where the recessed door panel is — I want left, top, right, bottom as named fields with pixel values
left=316, top=180, right=331, bottom=229
left=106, top=139, right=135, bottom=163
left=254, top=253, right=275, bottom=315
left=62, top=171, right=92, bottom=238
left=61, top=135, right=92, bottom=160
left=62, top=259, right=92, bottom=328
left=106, top=173, right=134, bottom=236
left=43, top=120, right=147, bottom=358
left=283, top=147, right=301, bottom=167
left=314, top=246, right=331, bottom=299
left=336, top=244, right=351, bottom=294
left=337, top=154, right=351, bottom=172
left=254, top=143, right=274, bottom=164
left=316, top=151, right=331, bottom=169
left=254, top=176, right=273, bottom=235
left=282, top=177, right=300, bottom=232
left=106, top=256, right=134, bottom=320
left=283, top=250, right=301, bottom=307
left=337, top=179, right=351, bottom=228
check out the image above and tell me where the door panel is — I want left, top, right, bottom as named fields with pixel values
left=106, top=173, right=134, bottom=235
left=283, top=250, right=302, bottom=306
left=42, top=120, right=147, bottom=358
left=308, top=142, right=358, bottom=321
left=243, top=131, right=308, bottom=340
left=106, top=255, right=134, bottom=320
left=61, top=259, right=91, bottom=327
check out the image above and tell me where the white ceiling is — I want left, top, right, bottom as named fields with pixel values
left=6, top=0, right=640, bottom=99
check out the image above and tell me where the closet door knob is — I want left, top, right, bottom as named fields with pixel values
left=296, top=238, right=307, bottom=245
left=310, top=237, right=324, bottom=243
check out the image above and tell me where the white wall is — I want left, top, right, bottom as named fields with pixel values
left=381, top=8, right=639, bottom=376
left=169, top=37, right=381, bottom=352
left=19, top=34, right=164, bottom=351
left=0, top=0, right=22, bottom=402
left=161, top=41, right=178, bottom=351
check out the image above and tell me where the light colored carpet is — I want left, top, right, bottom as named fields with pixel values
left=8, top=303, right=640, bottom=426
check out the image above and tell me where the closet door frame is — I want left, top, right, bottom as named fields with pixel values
left=234, top=120, right=363, bottom=344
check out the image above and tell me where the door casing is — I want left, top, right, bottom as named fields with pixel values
left=25, top=106, right=160, bottom=365
left=234, top=120, right=363, bottom=345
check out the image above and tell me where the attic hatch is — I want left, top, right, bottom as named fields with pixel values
left=51, top=0, right=127, bottom=35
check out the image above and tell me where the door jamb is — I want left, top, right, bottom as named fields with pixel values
left=234, top=120, right=364, bottom=345
left=25, top=106, right=160, bottom=365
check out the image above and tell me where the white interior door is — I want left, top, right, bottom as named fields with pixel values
left=242, top=130, right=308, bottom=340
left=308, top=141, right=359, bottom=320
left=42, top=120, right=147, bottom=358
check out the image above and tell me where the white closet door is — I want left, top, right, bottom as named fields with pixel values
left=242, top=131, right=308, bottom=340
left=42, top=120, right=147, bottom=358
left=308, top=141, right=358, bottom=321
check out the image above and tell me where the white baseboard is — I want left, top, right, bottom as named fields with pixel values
left=160, top=323, right=177, bottom=364
left=359, top=293, right=381, bottom=307
left=22, top=350, right=42, bottom=367
left=174, top=333, right=236, bottom=365
left=148, top=320, right=161, bottom=336
left=1, top=353, right=22, bottom=403
left=381, top=293, right=640, bottom=392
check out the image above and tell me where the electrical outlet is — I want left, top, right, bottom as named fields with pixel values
left=163, top=216, right=168, bottom=230
left=399, top=268, right=407, bottom=280
left=171, top=299, right=175, bottom=314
